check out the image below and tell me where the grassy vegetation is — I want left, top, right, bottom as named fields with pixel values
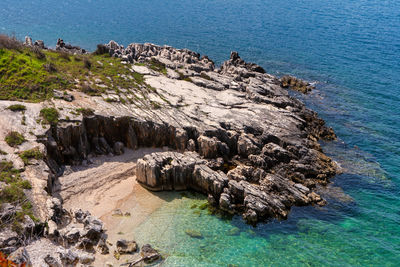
left=40, top=107, right=59, bottom=124
left=19, top=147, right=44, bottom=165
left=200, top=72, right=212, bottom=80
left=147, top=58, right=167, bottom=75
left=0, top=35, right=147, bottom=102
left=75, top=107, right=94, bottom=116
left=0, top=160, right=36, bottom=232
left=0, top=35, right=173, bottom=111
left=5, top=131, right=25, bottom=147
left=6, top=104, right=26, bottom=112
left=176, top=70, right=193, bottom=82
left=0, top=149, right=7, bottom=155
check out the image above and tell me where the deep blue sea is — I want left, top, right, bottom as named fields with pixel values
left=2, top=0, right=400, bottom=266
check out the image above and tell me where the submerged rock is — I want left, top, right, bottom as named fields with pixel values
left=185, top=229, right=203, bottom=239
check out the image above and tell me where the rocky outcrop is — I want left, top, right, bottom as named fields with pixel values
left=136, top=151, right=329, bottom=223
left=37, top=41, right=337, bottom=225
left=102, top=40, right=214, bottom=71
left=55, top=38, right=86, bottom=54
left=280, top=75, right=315, bottom=94
left=0, top=37, right=338, bottom=260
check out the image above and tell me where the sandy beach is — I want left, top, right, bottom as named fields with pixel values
left=57, top=148, right=170, bottom=265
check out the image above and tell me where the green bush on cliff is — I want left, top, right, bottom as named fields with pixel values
left=148, top=58, right=167, bottom=75
left=0, top=160, right=35, bottom=232
left=40, top=107, right=59, bottom=124
left=5, top=131, right=26, bottom=147
left=7, top=104, right=26, bottom=112
left=19, top=147, right=44, bottom=165
left=75, top=107, right=94, bottom=116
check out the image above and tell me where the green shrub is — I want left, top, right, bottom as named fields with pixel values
left=0, top=160, right=35, bottom=232
left=0, top=149, right=7, bottom=155
left=7, top=104, right=26, bottom=112
left=31, top=46, right=46, bottom=60
left=76, top=108, right=94, bottom=116
left=0, top=160, right=13, bottom=172
left=5, top=131, right=26, bottom=147
left=104, top=97, right=116, bottom=103
left=43, top=62, right=57, bottom=73
left=200, top=72, right=212, bottom=80
left=19, top=147, right=44, bottom=165
left=40, top=107, right=59, bottom=124
left=83, top=58, right=92, bottom=69
left=94, top=44, right=109, bottom=55
left=18, top=180, right=32, bottom=189
left=0, top=184, right=25, bottom=202
left=148, top=58, right=167, bottom=75
left=57, top=51, right=70, bottom=61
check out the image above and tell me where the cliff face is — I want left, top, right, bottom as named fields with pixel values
left=0, top=38, right=337, bottom=263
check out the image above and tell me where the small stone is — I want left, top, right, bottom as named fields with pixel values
left=112, top=209, right=123, bottom=217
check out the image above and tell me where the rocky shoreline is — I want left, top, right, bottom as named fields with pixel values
left=0, top=37, right=337, bottom=265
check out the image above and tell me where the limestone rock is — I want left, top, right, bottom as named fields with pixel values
left=59, top=249, right=78, bottom=266
left=116, top=239, right=138, bottom=254
left=8, top=247, right=31, bottom=265
left=44, top=255, right=61, bottom=267
left=141, top=244, right=161, bottom=263
left=0, top=229, right=20, bottom=254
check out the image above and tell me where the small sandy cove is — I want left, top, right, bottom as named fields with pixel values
left=56, top=148, right=168, bottom=265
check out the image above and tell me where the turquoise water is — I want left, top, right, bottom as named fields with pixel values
left=2, top=0, right=400, bottom=265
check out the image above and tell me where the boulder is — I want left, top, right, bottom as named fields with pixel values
left=24, top=36, right=33, bottom=46
left=59, top=249, right=78, bottom=266
left=141, top=244, right=161, bottom=263
left=116, top=239, right=138, bottom=254
left=83, top=215, right=103, bottom=241
left=113, top=142, right=124, bottom=155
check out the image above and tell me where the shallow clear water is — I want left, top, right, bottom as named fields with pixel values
left=2, top=0, right=400, bottom=265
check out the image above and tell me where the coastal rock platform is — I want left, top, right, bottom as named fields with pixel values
left=0, top=38, right=337, bottom=263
